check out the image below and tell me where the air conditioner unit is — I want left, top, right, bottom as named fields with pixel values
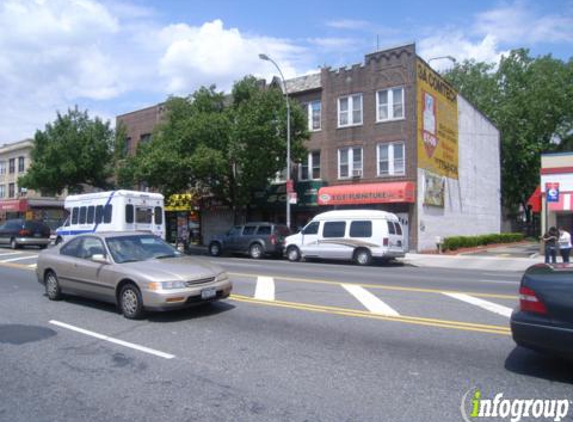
left=352, top=169, right=363, bottom=177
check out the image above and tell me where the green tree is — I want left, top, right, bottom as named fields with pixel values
left=19, top=107, right=115, bottom=194
left=443, top=50, right=573, bottom=219
left=123, top=76, right=309, bottom=217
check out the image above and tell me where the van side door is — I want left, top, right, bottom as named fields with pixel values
left=319, top=221, right=349, bottom=260
left=387, top=221, right=404, bottom=253
left=300, top=221, right=320, bottom=257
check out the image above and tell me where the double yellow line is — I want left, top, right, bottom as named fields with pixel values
left=230, top=294, right=511, bottom=336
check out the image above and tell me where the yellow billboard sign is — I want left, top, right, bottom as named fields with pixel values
left=416, top=59, right=459, bottom=179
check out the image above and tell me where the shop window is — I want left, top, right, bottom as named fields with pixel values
left=323, top=221, right=346, bottom=238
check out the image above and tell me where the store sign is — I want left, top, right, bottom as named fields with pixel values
left=546, top=182, right=560, bottom=202
left=416, top=59, right=459, bottom=179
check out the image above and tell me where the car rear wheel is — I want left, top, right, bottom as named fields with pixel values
left=10, top=238, right=18, bottom=250
left=287, top=246, right=301, bottom=262
left=354, top=248, right=372, bottom=266
left=119, top=284, right=144, bottom=319
left=249, top=243, right=263, bottom=259
left=209, top=242, right=222, bottom=257
left=45, top=271, right=63, bottom=301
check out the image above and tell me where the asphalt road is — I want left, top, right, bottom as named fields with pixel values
left=0, top=250, right=572, bottom=422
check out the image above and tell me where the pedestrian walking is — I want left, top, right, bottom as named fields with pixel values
left=541, top=226, right=559, bottom=264
left=559, top=227, right=572, bottom=263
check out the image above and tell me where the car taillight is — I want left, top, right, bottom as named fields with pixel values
left=383, top=237, right=389, bottom=246
left=519, top=286, right=547, bottom=315
left=18, top=229, right=31, bottom=236
left=270, top=234, right=277, bottom=245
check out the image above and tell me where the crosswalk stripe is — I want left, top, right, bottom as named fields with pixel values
left=442, top=292, right=513, bottom=318
left=342, top=284, right=400, bottom=316
left=2, top=255, right=39, bottom=262
left=254, top=276, right=275, bottom=301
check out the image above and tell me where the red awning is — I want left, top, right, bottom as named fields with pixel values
left=318, top=182, right=415, bottom=206
left=0, top=199, right=28, bottom=212
left=548, top=192, right=573, bottom=212
left=527, top=186, right=542, bottom=213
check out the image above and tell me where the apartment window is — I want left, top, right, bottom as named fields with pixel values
left=338, top=94, right=363, bottom=127
left=299, top=151, right=321, bottom=181
left=0, top=161, right=6, bottom=175
left=377, top=142, right=405, bottom=176
left=0, top=185, right=5, bottom=198
left=124, top=137, right=132, bottom=156
left=8, top=183, right=15, bottom=198
left=9, top=158, right=15, bottom=174
left=308, top=101, right=321, bottom=131
left=18, top=156, right=25, bottom=173
left=140, top=133, right=152, bottom=144
left=338, top=147, right=363, bottom=179
left=377, top=87, right=404, bottom=121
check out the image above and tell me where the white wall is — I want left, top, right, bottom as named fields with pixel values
left=417, top=96, right=501, bottom=251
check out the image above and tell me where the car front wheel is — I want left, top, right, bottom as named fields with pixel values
left=45, top=271, right=63, bottom=301
left=287, top=246, right=301, bottom=262
left=119, top=284, right=144, bottom=319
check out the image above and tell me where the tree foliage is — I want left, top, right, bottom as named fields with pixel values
left=443, top=49, right=573, bottom=216
left=19, top=107, right=114, bottom=195
left=122, top=76, right=309, bottom=211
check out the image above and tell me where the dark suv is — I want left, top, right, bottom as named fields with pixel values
left=209, top=223, right=290, bottom=259
left=0, top=219, right=51, bottom=249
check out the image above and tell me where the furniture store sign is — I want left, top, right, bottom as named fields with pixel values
left=416, top=58, right=459, bottom=179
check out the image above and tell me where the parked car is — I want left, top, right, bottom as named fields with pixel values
left=510, top=263, right=573, bottom=358
left=284, top=210, right=406, bottom=266
left=208, top=222, right=290, bottom=259
left=0, top=219, right=51, bottom=249
left=36, top=232, right=232, bottom=319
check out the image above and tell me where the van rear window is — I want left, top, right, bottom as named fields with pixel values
left=387, top=221, right=396, bottom=235
left=350, top=221, right=372, bottom=238
left=154, top=207, right=163, bottom=225
left=394, top=222, right=402, bottom=235
left=323, top=221, right=345, bottom=238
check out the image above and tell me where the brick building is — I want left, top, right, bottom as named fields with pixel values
left=117, top=43, right=501, bottom=251
left=0, top=139, right=65, bottom=229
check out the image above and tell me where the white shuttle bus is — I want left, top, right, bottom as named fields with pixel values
left=55, top=190, right=165, bottom=244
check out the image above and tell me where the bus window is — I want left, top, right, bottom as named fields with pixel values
left=71, top=207, right=79, bottom=225
left=79, top=207, right=87, bottom=224
left=95, top=205, right=103, bottom=224
left=87, top=206, right=95, bottom=224
left=136, top=208, right=152, bottom=224
left=154, top=207, right=163, bottom=225
left=104, top=204, right=112, bottom=223
left=125, top=204, right=134, bottom=223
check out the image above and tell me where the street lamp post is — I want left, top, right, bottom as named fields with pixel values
left=259, top=53, right=292, bottom=229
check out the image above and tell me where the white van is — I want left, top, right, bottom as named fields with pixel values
left=284, top=210, right=406, bottom=265
left=55, top=190, right=165, bottom=244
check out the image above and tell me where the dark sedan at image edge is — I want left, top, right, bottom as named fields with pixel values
left=510, top=263, right=573, bottom=358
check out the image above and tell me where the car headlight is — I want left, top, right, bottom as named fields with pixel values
left=160, top=281, right=187, bottom=290
left=216, top=272, right=229, bottom=282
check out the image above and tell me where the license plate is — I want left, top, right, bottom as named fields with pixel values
left=201, top=288, right=216, bottom=300
left=34, top=233, right=42, bottom=237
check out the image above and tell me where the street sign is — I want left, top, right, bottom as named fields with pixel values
left=286, top=179, right=294, bottom=194
left=546, top=182, right=560, bottom=203
left=288, top=192, right=297, bottom=204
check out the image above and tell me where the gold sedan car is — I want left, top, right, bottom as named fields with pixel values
left=36, top=232, right=232, bottom=319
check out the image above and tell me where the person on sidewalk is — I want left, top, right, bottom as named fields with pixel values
left=559, top=227, right=572, bottom=263
left=541, top=226, right=559, bottom=264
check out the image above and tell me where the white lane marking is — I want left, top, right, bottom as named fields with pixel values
left=443, top=292, right=513, bottom=318
left=254, top=276, right=275, bottom=301
left=49, top=320, right=175, bottom=359
left=477, top=279, right=518, bottom=285
left=0, top=252, right=23, bottom=257
left=342, top=284, right=400, bottom=316
left=2, top=255, right=38, bottom=262
left=208, top=260, right=262, bottom=268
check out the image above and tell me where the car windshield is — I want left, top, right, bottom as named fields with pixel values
left=106, top=235, right=183, bottom=264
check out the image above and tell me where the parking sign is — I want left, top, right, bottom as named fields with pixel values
left=546, top=182, right=560, bottom=203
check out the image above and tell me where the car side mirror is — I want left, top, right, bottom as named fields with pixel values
left=91, top=254, right=109, bottom=264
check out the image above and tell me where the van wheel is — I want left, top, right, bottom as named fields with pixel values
left=354, top=248, right=372, bottom=266
left=249, top=243, right=263, bottom=259
left=209, top=242, right=222, bottom=257
left=287, top=246, right=301, bottom=262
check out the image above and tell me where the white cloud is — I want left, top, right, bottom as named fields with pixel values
left=474, top=2, right=573, bottom=44
left=326, top=19, right=372, bottom=31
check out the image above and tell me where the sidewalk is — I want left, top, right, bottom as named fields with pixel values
left=398, top=253, right=544, bottom=272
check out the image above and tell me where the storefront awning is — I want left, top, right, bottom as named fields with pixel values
left=527, top=186, right=542, bottom=213
left=317, top=182, right=415, bottom=206
left=548, top=192, right=573, bottom=212
left=0, top=199, right=28, bottom=212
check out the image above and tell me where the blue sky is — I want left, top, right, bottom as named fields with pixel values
left=1, top=0, right=572, bottom=142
